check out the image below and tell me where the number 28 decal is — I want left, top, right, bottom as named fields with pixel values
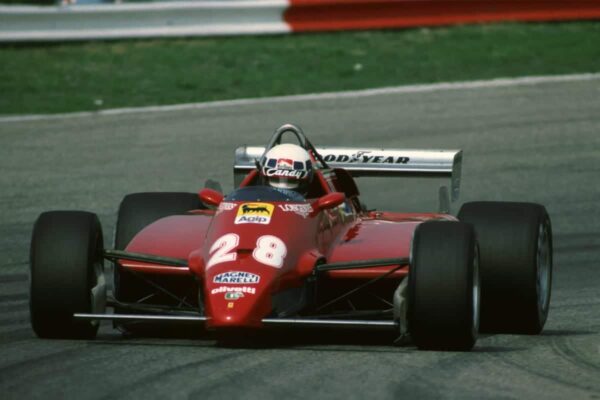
left=206, top=233, right=287, bottom=270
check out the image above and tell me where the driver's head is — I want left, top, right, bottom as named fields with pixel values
left=261, top=143, right=313, bottom=193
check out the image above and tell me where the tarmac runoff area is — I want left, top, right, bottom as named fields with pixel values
left=0, top=74, right=599, bottom=399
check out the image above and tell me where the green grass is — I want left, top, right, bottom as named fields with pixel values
left=1, top=22, right=600, bottom=115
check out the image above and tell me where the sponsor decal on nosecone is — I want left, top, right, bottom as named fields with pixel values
left=213, top=271, right=260, bottom=284
left=211, top=286, right=256, bottom=295
left=225, top=292, right=244, bottom=300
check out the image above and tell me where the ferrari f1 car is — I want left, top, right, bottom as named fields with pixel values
left=29, top=124, right=552, bottom=351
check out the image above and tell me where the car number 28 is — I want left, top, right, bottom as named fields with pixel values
left=206, top=233, right=287, bottom=269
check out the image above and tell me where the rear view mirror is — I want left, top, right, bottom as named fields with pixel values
left=315, top=192, right=345, bottom=212
left=199, top=188, right=223, bottom=207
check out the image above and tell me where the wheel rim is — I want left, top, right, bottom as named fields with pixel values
left=472, top=245, right=481, bottom=336
left=537, top=221, right=551, bottom=314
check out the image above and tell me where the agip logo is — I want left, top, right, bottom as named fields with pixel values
left=235, top=202, right=274, bottom=225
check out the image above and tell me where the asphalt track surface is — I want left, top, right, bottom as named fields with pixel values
left=1, top=77, right=599, bottom=399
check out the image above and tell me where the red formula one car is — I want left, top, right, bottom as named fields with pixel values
left=29, top=124, right=553, bottom=350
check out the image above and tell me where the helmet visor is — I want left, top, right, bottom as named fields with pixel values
left=268, top=176, right=300, bottom=189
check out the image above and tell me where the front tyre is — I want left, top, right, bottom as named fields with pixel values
left=30, top=211, right=106, bottom=339
left=113, top=192, right=202, bottom=305
left=458, top=202, right=553, bottom=334
left=408, top=221, right=480, bottom=351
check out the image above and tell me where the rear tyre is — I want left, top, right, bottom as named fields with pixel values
left=30, top=211, right=105, bottom=339
left=458, top=201, right=552, bottom=334
left=113, top=193, right=202, bottom=315
left=408, top=221, right=479, bottom=351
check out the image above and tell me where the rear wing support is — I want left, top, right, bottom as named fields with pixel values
left=234, top=146, right=463, bottom=203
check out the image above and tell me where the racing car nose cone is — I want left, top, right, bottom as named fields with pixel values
left=205, top=283, right=270, bottom=329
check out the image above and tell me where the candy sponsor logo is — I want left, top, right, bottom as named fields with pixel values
left=264, top=168, right=307, bottom=179
left=213, top=271, right=260, bottom=284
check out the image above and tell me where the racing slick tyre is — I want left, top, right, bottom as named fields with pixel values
left=30, top=211, right=106, bottom=339
left=113, top=193, right=203, bottom=320
left=408, top=221, right=479, bottom=351
left=458, top=202, right=552, bottom=334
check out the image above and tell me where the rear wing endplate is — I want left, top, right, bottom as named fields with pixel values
left=234, top=146, right=462, bottom=201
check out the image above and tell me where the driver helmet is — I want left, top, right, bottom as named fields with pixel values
left=261, top=143, right=314, bottom=193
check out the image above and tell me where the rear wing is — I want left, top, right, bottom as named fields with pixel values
left=234, top=146, right=462, bottom=202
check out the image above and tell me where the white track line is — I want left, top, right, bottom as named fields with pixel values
left=1, top=73, right=599, bottom=124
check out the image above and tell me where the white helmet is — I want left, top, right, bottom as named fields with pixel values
left=261, top=143, right=313, bottom=192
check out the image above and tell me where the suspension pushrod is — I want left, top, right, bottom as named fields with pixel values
left=104, top=249, right=188, bottom=268
left=316, top=257, right=409, bottom=272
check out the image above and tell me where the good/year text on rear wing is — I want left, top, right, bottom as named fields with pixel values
left=234, top=146, right=463, bottom=202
